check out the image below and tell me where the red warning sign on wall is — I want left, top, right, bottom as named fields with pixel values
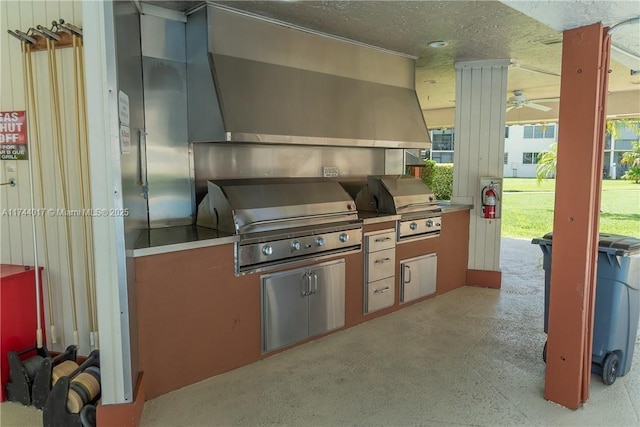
left=0, top=111, right=28, bottom=160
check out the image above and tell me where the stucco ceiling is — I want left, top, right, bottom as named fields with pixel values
left=143, top=0, right=640, bottom=126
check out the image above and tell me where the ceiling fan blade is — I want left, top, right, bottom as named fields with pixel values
left=526, top=102, right=552, bottom=112
left=506, top=105, right=516, bottom=112
left=533, top=97, right=560, bottom=102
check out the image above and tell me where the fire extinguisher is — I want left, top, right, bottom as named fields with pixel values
left=482, top=184, right=498, bottom=219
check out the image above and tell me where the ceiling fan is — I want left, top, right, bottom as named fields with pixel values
left=506, top=90, right=558, bottom=112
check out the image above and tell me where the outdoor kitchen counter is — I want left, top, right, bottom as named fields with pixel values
left=133, top=208, right=471, bottom=399
left=130, top=207, right=470, bottom=257
left=129, top=205, right=471, bottom=259
left=358, top=212, right=401, bottom=225
left=438, top=202, right=474, bottom=213
left=130, top=225, right=237, bottom=257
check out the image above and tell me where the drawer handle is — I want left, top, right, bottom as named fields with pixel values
left=374, top=257, right=391, bottom=264
left=374, top=237, right=392, bottom=242
left=374, top=286, right=391, bottom=294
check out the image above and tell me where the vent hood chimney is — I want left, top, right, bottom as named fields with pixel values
left=186, top=5, right=431, bottom=148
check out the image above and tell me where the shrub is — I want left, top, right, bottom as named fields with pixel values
left=424, top=163, right=453, bottom=200
left=622, top=165, right=640, bottom=184
left=421, top=159, right=437, bottom=188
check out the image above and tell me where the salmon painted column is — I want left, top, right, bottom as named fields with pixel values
left=545, top=23, right=610, bottom=409
left=452, top=60, right=509, bottom=288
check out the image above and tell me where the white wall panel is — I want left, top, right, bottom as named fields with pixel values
left=452, top=60, right=509, bottom=272
left=0, top=0, right=92, bottom=354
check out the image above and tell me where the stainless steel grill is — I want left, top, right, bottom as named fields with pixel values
left=197, top=178, right=362, bottom=273
left=355, top=175, right=442, bottom=242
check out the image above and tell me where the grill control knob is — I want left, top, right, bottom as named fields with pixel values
left=291, top=241, right=301, bottom=251
left=426, top=220, right=434, bottom=227
left=410, top=222, right=418, bottom=231
left=262, top=245, right=273, bottom=256
left=339, top=233, right=349, bottom=243
left=315, top=237, right=325, bottom=247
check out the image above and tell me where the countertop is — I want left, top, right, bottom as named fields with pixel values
left=130, top=226, right=237, bottom=258
left=439, top=202, right=475, bottom=213
left=131, top=203, right=472, bottom=258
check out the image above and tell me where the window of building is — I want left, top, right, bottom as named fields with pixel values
left=505, top=127, right=510, bottom=139
left=523, top=152, right=540, bottom=164
left=504, top=153, right=509, bottom=165
left=431, top=152, right=454, bottom=163
left=431, top=130, right=454, bottom=151
left=614, top=139, right=637, bottom=151
left=523, top=125, right=555, bottom=139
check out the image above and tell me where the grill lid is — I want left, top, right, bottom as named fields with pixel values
left=197, top=178, right=358, bottom=235
left=358, top=175, right=437, bottom=215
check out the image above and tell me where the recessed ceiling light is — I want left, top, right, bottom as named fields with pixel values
left=427, top=40, right=448, bottom=48
left=424, top=79, right=437, bottom=84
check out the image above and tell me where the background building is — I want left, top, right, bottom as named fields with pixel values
left=428, top=122, right=639, bottom=179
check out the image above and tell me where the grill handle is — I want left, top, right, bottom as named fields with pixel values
left=396, top=202, right=437, bottom=212
left=240, top=211, right=355, bottom=233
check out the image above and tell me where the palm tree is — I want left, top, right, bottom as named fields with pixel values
left=620, top=141, right=640, bottom=183
left=606, top=119, right=640, bottom=139
left=536, top=143, right=557, bottom=184
left=536, top=119, right=640, bottom=183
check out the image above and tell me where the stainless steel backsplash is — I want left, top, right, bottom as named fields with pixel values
left=191, top=143, right=404, bottom=206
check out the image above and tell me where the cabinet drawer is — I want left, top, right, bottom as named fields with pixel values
left=365, top=277, right=395, bottom=313
left=366, top=248, right=395, bottom=282
left=365, top=230, right=396, bottom=253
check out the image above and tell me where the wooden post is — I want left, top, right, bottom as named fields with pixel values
left=544, top=23, right=610, bottom=409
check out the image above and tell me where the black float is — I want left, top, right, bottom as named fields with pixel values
left=32, top=344, right=78, bottom=409
left=5, top=346, right=49, bottom=405
left=43, top=350, right=100, bottom=427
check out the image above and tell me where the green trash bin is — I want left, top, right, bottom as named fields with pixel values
left=532, top=233, right=640, bottom=385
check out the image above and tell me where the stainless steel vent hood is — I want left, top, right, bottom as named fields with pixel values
left=186, top=5, right=431, bottom=148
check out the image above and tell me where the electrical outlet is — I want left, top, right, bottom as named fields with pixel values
left=4, top=163, right=16, bottom=179
left=322, top=166, right=339, bottom=177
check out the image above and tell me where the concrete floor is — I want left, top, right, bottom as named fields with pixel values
left=2, top=238, right=639, bottom=426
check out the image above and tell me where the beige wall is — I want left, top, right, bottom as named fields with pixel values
left=0, top=0, right=93, bottom=354
left=451, top=60, right=509, bottom=273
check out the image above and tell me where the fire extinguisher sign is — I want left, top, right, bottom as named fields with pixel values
left=0, top=111, right=28, bottom=160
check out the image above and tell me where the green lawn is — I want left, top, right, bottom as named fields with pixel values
left=501, top=178, right=640, bottom=239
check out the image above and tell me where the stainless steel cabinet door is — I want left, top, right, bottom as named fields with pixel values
left=400, top=253, right=437, bottom=304
left=262, top=267, right=310, bottom=352
left=308, top=259, right=345, bottom=337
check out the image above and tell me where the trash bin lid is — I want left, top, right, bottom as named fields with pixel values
left=534, top=232, right=640, bottom=256
left=597, top=234, right=640, bottom=256
left=531, top=235, right=552, bottom=245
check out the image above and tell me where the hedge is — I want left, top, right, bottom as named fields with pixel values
left=421, top=162, right=453, bottom=200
